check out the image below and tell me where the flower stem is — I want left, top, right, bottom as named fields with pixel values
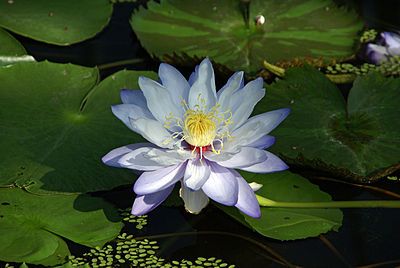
left=256, top=195, right=400, bottom=208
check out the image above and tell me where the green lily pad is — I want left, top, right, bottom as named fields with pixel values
left=257, top=67, right=400, bottom=182
left=0, top=28, right=26, bottom=55
left=131, top=0, right=363, bottom=73
left=0, top=188, right=122, bottom=265
left=219, top=171, right=342, bottom=240
left=0, top=0, right=112, bottom=45
left=0, top=61, right=157, bottom=193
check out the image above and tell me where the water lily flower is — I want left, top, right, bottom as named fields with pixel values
left=102, top=58, right=290, bottom=218
left=367, top=31, right=400, bottom=64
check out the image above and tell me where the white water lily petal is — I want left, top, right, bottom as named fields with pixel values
left=183, top=159, right=211, bottom=191
left=233, top=171, right=261, bottom=218
left=118, top=146, right=188, bottom=171
left=229, top=78, right=265, bottom=130
left=247, top=135, right=276, bottom=149
left=180, top=185, right=209, bottom=214
left=120, top=89, right=147, bottom=107
left=111, top=104, right=154, bottom=132
left=131, top=185, right=174, bottom=216
left=159, top=63, right=189, bottom=104
left=210, top=147, right=267, bottom=169
left=188, top=58, right=217, bottom=111
left=217, top=71, right=244, bottom=111
left=102, top=143, right=155, bottom=168
left=130, top=117, right=175, bottom=149
left=226, top=108, right=290, bottom=150
left=366, top=44, right=389, bottom=64
left=201, top=163, right=238, bottom=206
left=134, top=162, right=186, bottom=195
left=240, top=151, right=289, bottom=173
left=382, top=32, right=400, bottom=53
left=139, top=76, right=183, bottom=124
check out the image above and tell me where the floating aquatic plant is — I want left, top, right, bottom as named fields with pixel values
left=102, top=58, right=290, bottom=217
left=131, top=0, right=363, bottom=73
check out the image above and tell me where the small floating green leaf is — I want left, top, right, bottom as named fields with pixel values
left=0, top=28, right=26, bottom=56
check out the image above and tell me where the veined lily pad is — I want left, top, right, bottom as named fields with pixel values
left=131, top=0, right=363, bottom=73
left=0, top=28, right=26, bottom=56
left=219, top=171, right=343, bottom=240
left=258, top=67, right=400, bottom=182
left=0, top=61, right=157, bottom=193
left=0, top=0, right=112, bottom=45
left=0, top=188, right=122, bottom=265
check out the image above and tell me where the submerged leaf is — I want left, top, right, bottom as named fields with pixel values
left=0, top=61, right=157, bottom=193
left=131, top=0, right=363, bottom=73
left=258, top=67, right=400, bottom=182
left=0, top=0, right=112, bottom=45
left=0, top=188, right=122, bottom=265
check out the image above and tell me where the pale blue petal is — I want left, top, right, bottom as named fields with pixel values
left=120, top=89, right=147, bottom=107
left=217, top=71, right=244, bottom=111
left=233, top=170, right=261, bottom=218
left=130, top=117, right=175, bottom=149
left=102, top=143, right=155, bottom=168
left=111, top=104, right=154, bottom=132
left=134, top=162, right=186, bottom=195
left=247, top=135, right=276, bottom=149
left=211, top=147, right=267, bottom=169
left=118, top=146, right=189, bottom=171
left=366, top=44, right=389, bottom=64
left=131, top=185, right=174, bottom=216
left=188, top=65, right=199, bottom=86
left=381, top=32, right=400, bottom=51
left=240, top=151, right=289, bottom=173
left=229, top=77, right=265, bottom=130
left=139, top=76, right=184, bottom=123
left=188, top=58, right=217, bottom=111
left=183, top=159, right=211, bottom=190
left=180, top=184, right=209, bottom=214
left=226, top=108, right=290, bottom=150
left=159, top=63, right=189, bottom=103
left=201, top=162, right=238, bottom=206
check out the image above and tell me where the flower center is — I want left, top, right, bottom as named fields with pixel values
left=183, top=109, right=216, bottom=147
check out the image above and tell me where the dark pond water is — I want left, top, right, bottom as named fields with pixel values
left=3, top=1, right=400, bottom=267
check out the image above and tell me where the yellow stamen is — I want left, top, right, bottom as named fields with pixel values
left=183, top=109, right=216, bottom=147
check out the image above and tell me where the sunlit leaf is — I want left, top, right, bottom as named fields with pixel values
left=131, top=0, right=363, bottom=73
left=219, top=171, right=343, bottom=240
left=0, top=188, right=122, bottom=265
left=0, top=0, right=112, bottom=45
left=257, top=67, right=400, bottom=182
left=0, top=61, right=157, bottom=193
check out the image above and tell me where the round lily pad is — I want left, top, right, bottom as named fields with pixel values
left=258, top=67, right=400, bottom=182
left=0, top=28, right=26, bottom=56
left=0, top=188, right=122, bottom=265
left=219, top=171, right=343, bottom=240
left=0, top=0, right=113, bottom=45
left=0, top=61, right=156, bottom=193
left=131, top=0, right=363, bottom=73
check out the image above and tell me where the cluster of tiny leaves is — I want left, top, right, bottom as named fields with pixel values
left=67, top=232, right=235, bottom=268
left=325, top=56, right=400, bottom=76
left=65, top=208, right=235, bottom=268
left=360, top=29, right=378, bottom=43
left=119, top=208, right=148, bottom=230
